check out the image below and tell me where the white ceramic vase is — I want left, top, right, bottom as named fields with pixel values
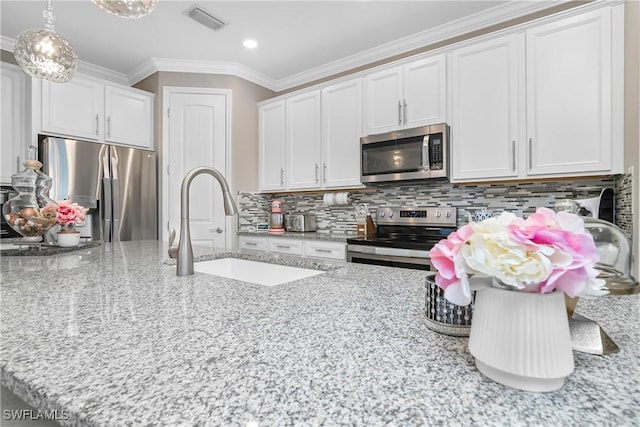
left=468, top=286, right=574, bottom=392
left=57, top=232, right=81, bottom=247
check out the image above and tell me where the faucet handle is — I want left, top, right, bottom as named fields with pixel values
left=168, top=227, right=178, bottom=259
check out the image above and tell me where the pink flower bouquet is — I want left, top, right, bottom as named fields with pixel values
left=429, top=207, right=607, bottom=306
left=42, top=200, right=88, bottom=232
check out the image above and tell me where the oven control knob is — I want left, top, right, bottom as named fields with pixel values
left=389, top=212, right=394, bottom=218
left=436, top=211, right=442, bottom=218
left=446, top=211, right=451, bottom=218
left=380, top=212, right=385, bottom=217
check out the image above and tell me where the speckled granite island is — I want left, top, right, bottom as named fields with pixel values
left=1, top=241, right=639, bottom=426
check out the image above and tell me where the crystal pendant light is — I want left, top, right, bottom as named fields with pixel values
left=13, top=0, right=77, bottom=83
left=92, top=0, right=159, bottom=19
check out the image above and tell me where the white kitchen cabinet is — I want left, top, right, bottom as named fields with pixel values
left=238, top=235, right=346, bottom=261
left=260, top=83, right=362, bottom=193
left=258, top=100, right=286, bottom=191
left=39, top=75, right=154, bottom=150
left=451, top=6, right=620, bottom=182
left=526, top=7, right=612, bottom=176
left=268, top=237, right=304, bottom=256
left=238, top=235, right=268, bottom=252
left=450, top=34, right=521, bottom=181
left=364, top=54, right=446, bottom=135
left=1, top=64, right=27, bottom=183
left=303, top=239, right=346, bottom=261
left=286, top=91, right=322, bottom=190
left=104, top=86, right=153, bottom=148
left=321, top=78, right=363, bottom=188
left=41, top=75, right=103, bottom=141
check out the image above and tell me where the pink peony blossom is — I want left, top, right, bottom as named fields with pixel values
left=53, top=200, right=88, bottom=226
left=429, top=207, right=607, bottom=306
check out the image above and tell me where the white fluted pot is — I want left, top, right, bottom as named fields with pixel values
left=468, top=286, right=574, bottom=392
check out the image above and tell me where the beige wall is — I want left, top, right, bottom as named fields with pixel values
left=624, top=0, right=640, bottom=277
left=134, top=72, right=275, bottom=195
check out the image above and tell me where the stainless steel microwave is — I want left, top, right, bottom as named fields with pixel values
left=360, top=123, right=449, bottom=183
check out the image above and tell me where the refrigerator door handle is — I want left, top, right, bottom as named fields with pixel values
left=102, top=176, right=112, bottom=242
left=110, top=149, right=120, bottom=242
left=111, top=178, right=120, bottom=242
left=100, top=146, right=112, bottom=242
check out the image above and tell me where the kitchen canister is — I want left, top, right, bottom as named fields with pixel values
left=424, top=273, right=475, bottom=336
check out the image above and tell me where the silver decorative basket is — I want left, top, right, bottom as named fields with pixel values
left=424, top=274, right=475, bottom=336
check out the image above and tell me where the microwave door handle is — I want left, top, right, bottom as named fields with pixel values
left=422, top=135, right=430, bottom=171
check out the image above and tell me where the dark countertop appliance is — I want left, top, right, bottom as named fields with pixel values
left=347, top=206, right=457, bottom=270
left=0, top=185, right=21, bottom=239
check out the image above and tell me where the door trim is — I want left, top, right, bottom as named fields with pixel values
left=161, top=86, right=233, bottom=248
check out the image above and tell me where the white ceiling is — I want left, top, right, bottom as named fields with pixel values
left=0, top=1, right=564, bottom=90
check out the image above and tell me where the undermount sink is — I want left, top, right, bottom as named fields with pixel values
left=193, top=258, right=325, bottom=286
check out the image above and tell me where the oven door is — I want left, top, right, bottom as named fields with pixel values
left=347, top=244, right=434, bottom=271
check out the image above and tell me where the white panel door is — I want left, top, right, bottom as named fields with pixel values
left=286, top=90, right=321, bottom=190
left=403, top=55, right=447, bottom=128
left=1, top=64, right=26, bottom=184
left=41, top=76, right=103, bottom=141
left=322, top=78, right=363, bottom=188
left=258, top=100, right=286, bottom=191
left=526, top=8, right=612, bottom=175
left=105, top=86, right=153, bottom=150
left=364, top=66, right=403, bottom=135
left=167, top=90, right=228, bottom=249
left=451, top=34, right=521, bottom=181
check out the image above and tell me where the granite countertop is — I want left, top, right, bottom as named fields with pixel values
left=1, top=241, right=639, bottom=426
left=237, top=230, right=352, bottom=242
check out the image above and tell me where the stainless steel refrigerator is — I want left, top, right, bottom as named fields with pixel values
left=39, top=136, right=157, bottom=242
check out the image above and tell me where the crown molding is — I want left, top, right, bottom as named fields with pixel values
left=1, top=35, right=129, bottom=85
left=274, top=0, right=572, bottom=91
left=128, top=58, right=277, bottom=91
left=4, top=0, right=614, bottom=92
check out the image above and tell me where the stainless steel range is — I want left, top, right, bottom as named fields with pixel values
left=347, top=206, right=457, bottom=271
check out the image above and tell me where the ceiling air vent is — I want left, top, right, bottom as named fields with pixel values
left=184, top=4, right=228, bottom=32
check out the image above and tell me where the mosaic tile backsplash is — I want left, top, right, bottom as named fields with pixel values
left=238, top=174, right=633, bottom=239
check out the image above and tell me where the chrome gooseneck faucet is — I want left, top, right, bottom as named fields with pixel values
left=170, top=166, right=238, bottom=276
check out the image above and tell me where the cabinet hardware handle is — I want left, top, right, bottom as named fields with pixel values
left=323, top=163, right=327, bottom=183
left=107, top=116, right=111, bottom=138
left=398, top=101, right=402, bottom=125
left=314, top=248, right=332, bottom=253
left=280, top=168, right=284, bottom=186
left=315, top=163, right=319, bottom=183
left=245, top=242, right=258, bottom=246
left=276, top=245, right=290, bottom=249
left=403, top=100, right=407, bottom=124
left=512, top=140, right=516, bottom=171
left=95, top=114, right=99, bottom=135
left=528, top=138, right=533, bottom=170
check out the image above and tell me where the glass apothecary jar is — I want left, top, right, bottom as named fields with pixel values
left=2, top=160, right=57, bottom=242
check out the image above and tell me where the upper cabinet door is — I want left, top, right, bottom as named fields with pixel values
left=105, top=86, right=153, bottom=149
left=41, top=76, right=103, bottom=141
left=1, top=64, right=26, bottom=184
left=526, top=8, right=612, bottom=176
left=258, top=100, right=286, bottom=192
left=403, top=55, right=446, bottom=129
left=322, top=78, right=363, bottom=188
left=451, top=34, right=521, bottom=181
left=286, top=90, right=322, bottom=190
left=364, top=66, right=403, bottom=135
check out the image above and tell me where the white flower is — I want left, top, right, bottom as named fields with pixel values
left=459, top=212, right=552, bottom=288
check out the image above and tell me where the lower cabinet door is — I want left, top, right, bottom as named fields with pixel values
left=268, top=237, right=304, bottom=256
left=303, top=240, right=346, bottom=261
left=239, top=235, right=267, bottom=252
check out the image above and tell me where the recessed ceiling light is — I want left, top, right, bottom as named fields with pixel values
left=243, top=38, right=258, bottom=49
